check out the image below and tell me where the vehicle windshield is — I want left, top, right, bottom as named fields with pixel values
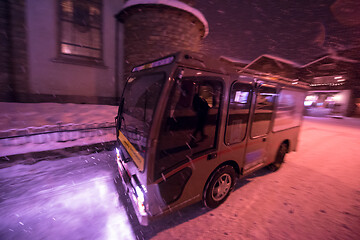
left=119, top=72, right=165, bottom=156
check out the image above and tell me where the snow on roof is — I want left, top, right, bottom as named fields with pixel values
left=261, top=54, right=301, bottom=67
left=244, top=54, right=301, bottom=70
left=121, top=0, right=209, bottom=38
left=328, top=55, right=359, bottom=63
left=219, top=56, right=251, bottom=65
left=301, top=56, right=328, bottom=68
left=302, top=55, right=359, bottom=68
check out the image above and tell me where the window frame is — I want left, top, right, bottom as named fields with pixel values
left=225, top=80, right=253, bottom=145
left=54, top=0, right=105, bottom=67
left=272, top=88, right=304, bottom=133
left=154, top=73, right=224, bottom=179
left=250, top=84, right=278, bottom=139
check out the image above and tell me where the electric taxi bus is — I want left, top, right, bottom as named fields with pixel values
left=115, top=51, right=308, bottom=225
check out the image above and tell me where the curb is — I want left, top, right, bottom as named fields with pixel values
left=0, top=141, right=116, bottom=169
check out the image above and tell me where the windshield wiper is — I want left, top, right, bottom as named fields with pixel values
left=143, top=89, right=148, bottom=128
left=115, top=97, right=124, bottom=137
left=116, top=76, right=133, bottom=136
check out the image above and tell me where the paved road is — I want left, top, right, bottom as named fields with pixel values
left=0, top=117, right=359, bottom=240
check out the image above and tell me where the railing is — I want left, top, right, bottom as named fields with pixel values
left=0, top=122, right=115, bottom=147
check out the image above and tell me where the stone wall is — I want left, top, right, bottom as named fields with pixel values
left=119, top=4, right=206, bottom=74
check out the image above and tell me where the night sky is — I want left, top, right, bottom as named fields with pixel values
left=194, top=0, right=360, bottom=65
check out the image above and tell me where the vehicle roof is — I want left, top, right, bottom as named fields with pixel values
left=132, top=51, right=309, bottom=90
left=173, top=51, right=309, bottom=90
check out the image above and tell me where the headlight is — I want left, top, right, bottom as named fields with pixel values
left=135, top=186, right=146, bottom=216
left=116, top=148, right=121, bottom=162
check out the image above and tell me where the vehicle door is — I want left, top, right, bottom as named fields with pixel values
left=244, top=84, right=277, bottom=171
left=224, top=80, right=253, bottom=167
left=154, top=68, right=223, bottom=204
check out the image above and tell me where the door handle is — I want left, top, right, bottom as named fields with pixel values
left=207, top=153, right=217, bottom=160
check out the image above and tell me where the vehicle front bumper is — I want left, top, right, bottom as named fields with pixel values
left=116, top=149, right=149, bottom=226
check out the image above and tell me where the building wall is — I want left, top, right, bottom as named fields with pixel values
left=26, top=0, right=124, bottom=105
left=0, top=0, right=11, bottom=101
left=3, top=0, right=207, bottom=105
left=0, top=0, right=29, bottom=102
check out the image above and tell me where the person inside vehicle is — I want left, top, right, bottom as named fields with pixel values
left=192, top=93, right=209, bottom=142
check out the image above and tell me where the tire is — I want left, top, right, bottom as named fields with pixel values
left=203, top=165, right=236, bottom=208
left=267, top=143, right=288, bottom=172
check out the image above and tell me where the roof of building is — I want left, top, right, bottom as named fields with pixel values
left=219, top=56, right=251, bottom=68
left=247, top=54, right=301, bottom=68
left=241, top=54, right=300, bottom=80
left=302, top=46, right=360, bottom=68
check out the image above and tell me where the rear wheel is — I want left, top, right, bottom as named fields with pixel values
left=203, top=165, right=236, bottom=208
left=267, top=143, right=288, bottom=172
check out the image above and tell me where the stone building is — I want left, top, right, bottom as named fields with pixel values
left=117, top=0, right=208, bottom=74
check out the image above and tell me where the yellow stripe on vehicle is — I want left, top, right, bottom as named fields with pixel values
left=118, top=130, right=144, bottom=171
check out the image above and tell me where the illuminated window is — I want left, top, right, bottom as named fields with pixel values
left=58, top=0, right=103, bottom=64
left=234, top=91, right=249, bottom=104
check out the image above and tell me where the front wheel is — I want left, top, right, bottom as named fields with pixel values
left=203, top=165, right=236, bottom=208
left=267, top=143, right=288, bottom=172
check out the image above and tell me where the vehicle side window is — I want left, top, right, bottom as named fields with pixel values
left=273, top=89, right=305, bottom=131
left=225, top=82, right=252, bottom=144
left=251, top=86, right=277, bottom=137
left=155, top=77, right=223, bottom=179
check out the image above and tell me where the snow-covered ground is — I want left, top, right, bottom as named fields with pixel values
left=0, top=101, right=359, bottom=239
left=142, top=116, right=360, bottom=240
left=0, top=152, right=136, bottom=240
